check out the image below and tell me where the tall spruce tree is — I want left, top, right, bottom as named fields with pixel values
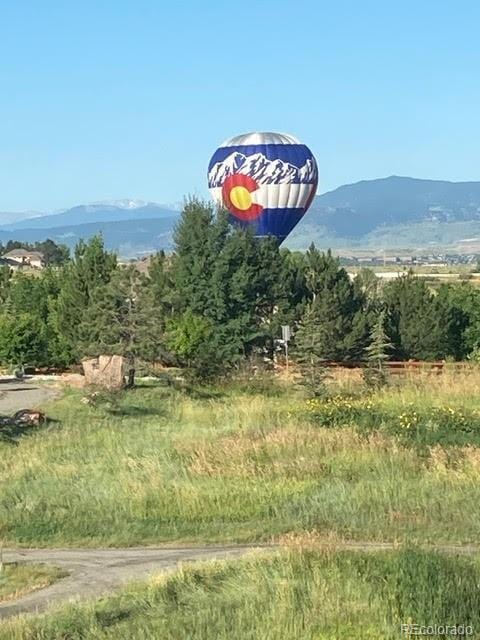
left=433, top=283, right=473, bottom=359
left=294, top=303, right=329, bottom=397
left=145, top=251, right=174, bottom=321
left=172, top=199, right=229, bottom=318
left=50, top=236, right=117, bottom=363
left=384, top=273, right=450, bottom=360
left=171, top=199, right=296, bottom=376
left=354, top=268, right=381, bottom=311
left=363, top=310, right=392, bottom=388
left=299, top=246, right=370, bottom=361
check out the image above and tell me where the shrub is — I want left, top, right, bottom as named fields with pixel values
left=304, top=396, right=480, bottom=448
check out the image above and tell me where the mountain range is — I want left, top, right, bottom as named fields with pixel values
left=3, top=176, right=480, bottom=256
left=4, top=202, right=178, bottom=231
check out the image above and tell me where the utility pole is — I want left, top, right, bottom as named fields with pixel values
left=281, top=325, right=291, bottom=373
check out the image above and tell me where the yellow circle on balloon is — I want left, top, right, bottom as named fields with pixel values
left=230, top=185, right=252, bottom=211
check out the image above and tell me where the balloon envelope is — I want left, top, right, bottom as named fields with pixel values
left=208, top=132, right=318, bottom=242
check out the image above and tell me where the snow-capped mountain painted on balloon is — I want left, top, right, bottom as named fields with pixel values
left=208, top=152, right=317, bottom=188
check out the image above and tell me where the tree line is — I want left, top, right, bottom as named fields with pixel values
left=1, top=200, right=480, bottom=380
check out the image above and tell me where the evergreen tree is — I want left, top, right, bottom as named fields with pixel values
left=249, top=238, right=294, bottom=360
left=50, top=236, right=117, bottom=362
left=278, top=250, right=309, bottom=319
left=384, top=273, right=451, bottom=360
left=172, top=199, right=295, bottom=376
left=0, top=269, right=63, bottom=367
left=172, top=199, right=229, bottom=317
left=0, top=265, right=11, bottom=305
left=145, top=251, right=175, bottom=321
left=35, top=239, right=70, bottom=266
left=0, top=312, right=48, bottom=368
left=299, top=246, right=370, bottom=361
left=293, top=303, right=329, bottom=397
left=432, top=284, right=469, bottom=360
left=354, top=268, right=381, bottom=310
left=363, top=310, right=392, bottom=388
left=435, top=283, right=478, bottom=358
left=209, top=230, right=288, bottom=362
left=77, top=265, right=165, bottom=385
left=304, top=245, right=336, bottom=300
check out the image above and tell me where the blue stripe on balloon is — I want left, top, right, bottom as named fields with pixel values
left=229, top=208, right=306, bottom=242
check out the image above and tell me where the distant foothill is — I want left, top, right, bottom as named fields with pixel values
left=2, top=176, right=480, bottom=257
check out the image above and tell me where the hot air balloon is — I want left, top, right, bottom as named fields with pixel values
left=208, top=132, right=318, bottom=242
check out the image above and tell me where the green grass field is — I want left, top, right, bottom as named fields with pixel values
left=1, top=547, right=479, bottom=639
left=2, top=371, right=480, bottom=638
left=2, top=372, right=480, bottom=547
left=0, top=563, right=66, bottom=604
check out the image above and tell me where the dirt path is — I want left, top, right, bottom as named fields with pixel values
left=0, top=545, right=268, bottom=619
left=0, top=379, right=60, bottom=415
left=1, top=542, right=479, bottom=620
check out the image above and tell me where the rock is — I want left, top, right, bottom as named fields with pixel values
left=82, top=355, right=125, bottom=390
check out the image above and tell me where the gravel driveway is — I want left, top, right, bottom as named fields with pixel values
left=0, top=379, right=60, bottom=415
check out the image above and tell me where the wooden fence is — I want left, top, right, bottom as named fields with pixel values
left=323, top=361, right=473, bottom=375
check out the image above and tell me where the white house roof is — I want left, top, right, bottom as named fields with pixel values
left=2, top=249, right=44, bottom=260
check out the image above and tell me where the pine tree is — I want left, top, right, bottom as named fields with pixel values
left=433, top=284, right=469, bottom=359
left=172, top=199, right=294, bottom=376
left=77, top=265, right=165, bottom=386
left=354, top=268, right=380, bottom=310
left=50, top=236, right=117, bottom=362
left=0, top=265, right=11, bottom=305
left=145, top=251, right=174, bottom=320
left=294, top=303, right=329, bottom=397
left=363, top=310, right=392, bottom=388
left=384, top=273, right=449, bottom=360
left=35, top=239, right=70, bottom=266
left=300, top=245, right=370, bottom=361
left=0, top=312, right=49, bottom=368
left=172, top=199, right=229, bottom=318
left=172, top=201, right=249, bottom=375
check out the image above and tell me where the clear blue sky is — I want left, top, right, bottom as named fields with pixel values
left=1, top=0, right=479, bottom=211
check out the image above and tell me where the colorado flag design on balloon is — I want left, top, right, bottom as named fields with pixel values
left=208, top=132, right=318, bottom=242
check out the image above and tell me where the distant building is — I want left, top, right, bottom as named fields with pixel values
left=1, top=249, right=45, bottom=269
left=0, top=257, right=21, bottom=270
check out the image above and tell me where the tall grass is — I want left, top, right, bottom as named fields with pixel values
left=2, top=548, right=479, bottom=639
left=1, top=373, right=480, bottom=546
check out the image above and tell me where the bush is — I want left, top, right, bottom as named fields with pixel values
left=304, top=396, right=480, bottom=448
left=165, top=311, right=233, bottom=382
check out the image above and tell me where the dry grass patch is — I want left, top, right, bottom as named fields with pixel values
left=0, top=563, right=67, bottom=603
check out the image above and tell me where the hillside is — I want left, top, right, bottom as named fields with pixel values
left=288, top=176, right=480, bottom=251
left=0, top=210, right=45, bottom=226
left=0, top=202, right=178, bottom=231
left=306, top=175, right=480, bottom=236
left=0, top=217, right=176, bottom=257
left=3, top=177, right=480, bottom=255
